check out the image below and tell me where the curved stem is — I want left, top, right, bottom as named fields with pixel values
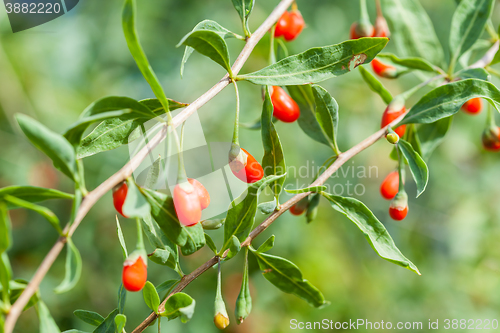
left=232, top=81, right=241, bottom=146
left=359, top=0, right=370, bottom=23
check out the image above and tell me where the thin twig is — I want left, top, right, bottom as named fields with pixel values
left=3, top=0, right=294, bottom=332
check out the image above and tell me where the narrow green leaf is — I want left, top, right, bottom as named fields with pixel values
left=449, top=0, right=494, bottom=67
left=54, top=238, right=82, bottom=294
left=288, top=85, right=333, bottom=147
left=156, top=280, right=179, bottom=296
left=64, top=97, right=157, bottom=145
left=160, top=293, right=195, bottom=323
left=118, top=284, right=126, bottom=314
left=382, top=0, right=444, bottom=66
left=235, top=248, right=251, bottom=324
left=178, top=30, right=232, bottom=76
left=401, top=79, right=500, bottom=125
left=114, top=314, right=126, bottom=333
left=144, top=156, right=162, bottom=189
left=74, top=310, right=105, bottom=327
left=261, top=87, right=286, bottom=201
left=239, top=38, right=389, bottom=86
left=377, top=53, right=439, bottom=73
left=226, top=235, right=241, bottom=260
left=311, top=85, right=339, bottom=153
left=180, top=20, right=239, bottom=77
left=222, top=174, right=286, bottom=251
left=0, top=204, right=11, bottom=254
left=148, top=249, right=172, bottom=267
left=142, top=189, right=205, bottom=255
left=142, top=213, right=178, bottom=269
left=250, top=250, right=328, bottom=308
left=6, top=279, right=39, bottom=311
left=231, top=0, right=255, bottom=35
left=454, top=67, right=490, bottom=81
left=406, top=124, right=423, bottom=157
left=143, top=281, right=160, bottom=314
left=257, top=199, right=276, bottom=214
left=285, top=186, right=327, bottom=194
left=256, top=235, right=275, bottom=253
left=0, top=186, right=73, bottom=208
left=358, top=66, right=393, bottom=104
left=204, top=234, right=217, bottom=254
left=122, top=179, right=151, bottom=219
left=201, top=219, right=225, bottom=230
left=16, top=114, right=78, bottom=182
left=0, top=253, right=11, bottom=306
left=123, top=0, right=172, bottom=115
left=398, top=140, right=429, bottom=197
left=37, top=301, right=61, bottom=333
left=306, top=193, right=321, bottom=224
left=418, top=117, right=453, bottom=160
left=116, top=217, right=128, bottom=260
left=4, top=195, right=61, bottom=234
left=93, top=309, right=118, bottom=333
left=322, top=193, right=420, bottom=275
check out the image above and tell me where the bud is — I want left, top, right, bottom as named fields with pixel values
left=371, top=58, right=397, bottom=78
left=214, top=296, right=230, bottom=329
left=386, top=132, right=399, bottom=144
left=374, top=15, right=390, bottom=38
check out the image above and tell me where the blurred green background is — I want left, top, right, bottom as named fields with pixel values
left=1, top=0, right=500, bottom=332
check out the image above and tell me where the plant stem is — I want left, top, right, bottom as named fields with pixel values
left=396, top=144, right=405, bottom=192
left=269, top=25, right=277, bottom=65
left=135, top=218, right=145, bottom=251
left=398, top=74, right=443, bottom=101
left=487, top=104, right=496, bottom=127
left=232, top=81, right=241, bottom=146
left=359, top=0, right=370, bottom=23
left=486, top=19, right=498, bottom=41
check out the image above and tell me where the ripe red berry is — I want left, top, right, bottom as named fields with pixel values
left=461, top=98, right=482, bottom=115
left=389, top=205, right=408, bottom=221
left=371, top=58, right=397, bottom=78
left=374, top=16, right=390, bottom=37
left=271, top=86, right=300, bottom=123
left=381, top=99, right=407, bottom=138
left=482, top=126, right=500, bottom=151
left=113, top=182, right=128, bottom=218
left=188, top=178, right=210, bottom=210
left=173, top=182, right=202, bottom=226
left=350, top=22, right=375, bottom=39
left=290, top=197, right=309, bottom=216
left=122, top=256, right=147, bottom=292
left=274, top=11, right=290, bottom=38
left=229, top=148, right=264, bottom=184
left=380, top=171, right=399, bottom=200
left=283, top=10, right=304, bottom=41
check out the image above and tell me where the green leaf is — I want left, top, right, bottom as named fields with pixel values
left=377, top=53, right=439, bottom=73
left=122, top=0, right=172, bottom=116
left=144, top=156, right=162, bottom=189
left=142, top=189, right=205, bottom=255
left=180, top=20, right=239, bottom=77
left=54, top=238, right=82, bottom=293
left=454, top=67, right=490, bottom=81
left=201, top=219, right=225, bottom=230
left=401, top=79, right=500, bottom=125
left=160, top=293, right=196, bottom=323
left=0, top=253, right=11, bottom=306
left=322, top=193, right=420, bottom=275
left=0, top=186, right=73, bottom=208
left=398, top=140, right=429, bottom=197
left=118, top=284, right=126, bottom=314
left=37, top=301, right=61, bottom=333
left=405, top=124, right=423, bottom=157
left=122, top=179, right=151, bottom=219
left=418, top=117, right=453, bottom=160
left=178, top=29, right=232, bottom=76
left=231, top=0, right=255, bottom=35
left=4, top=195, right=61, bottom=235
left=256, top=235, right=275, bottom=253
left=64, top=97, right=157, bottom=145
left=311, top=85, right=340, bottom=153
left=116, top=217, right=128, bottom=260
left=222, top=174, right=286, bottom=251
left=77, top=98, right=187, bottom=159
left=235, top=249, right=251, bottom=324
left=239, top=38, right=389, bottom=86
left=358, top=66, right=393, bottom=105
left=261, top=87, right=286, bottom=201
left=285, top=186, right=327, bottom=194
left=250, top=250, right=328, bottom=308
left=226, top=235, right=241, bottom=260
left=382, top=0, right=444, bottom=66
left=156, top=280, right=179, bottom=296
left=0, top=204, right=11, bottom=254
left=16, top=114, right=78, bottom=182
left=114, top=314, right=126, bottom=333
left=142, top=214, right=178, bottom=269
left=6, top=279, right=39, bottom=311
left=74, top=310, right=105, bottom=327
left=306, top=193, right=321, bottom=224
left=449, top=0, right=494, bottom=67
left=204, top=234, right=217, bottom=254
left=143, top=281, right=160, bottom=314
left=257, top=200, right=277, bottom=214
left=93, top=309, right=118, bottom=333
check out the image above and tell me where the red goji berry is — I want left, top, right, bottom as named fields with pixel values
left=482, top=126, right=500, bottom=151
left=271, top=86, right=300, bottom=123
left=113, top=182, right=128, bottom=218
left=173, top=182, right=202, bottom=226
left=461, top=98, right=482, bottom=115
left=188, top=178, right=210, bottom=210
left=389, top=191, right=408, bottom=221
left=381, top=99, right=406, bottom=138
left=283, top=10, right=305, bottom=41
left=122, top=256, right=147, bottom=292
left=350, top=22, right=375, bottom=39
left=274, top=11, right=290, bottom=38
left=380, top=171, right=399, bottom=200
left=371, top=58, right=397, bottom=78
left=229, top=148, right=264, bottom=184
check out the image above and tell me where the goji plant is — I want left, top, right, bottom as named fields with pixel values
left=2, top=0, right=500, bottom=332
